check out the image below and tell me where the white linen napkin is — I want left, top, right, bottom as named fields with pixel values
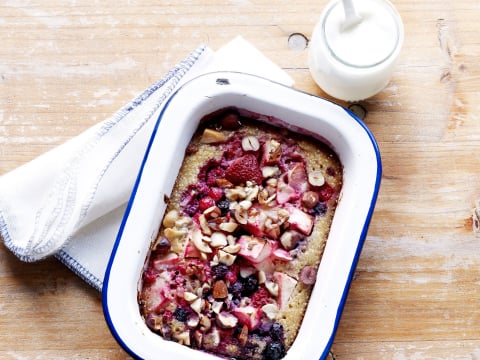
left=0, top=36, right=294, bottom=291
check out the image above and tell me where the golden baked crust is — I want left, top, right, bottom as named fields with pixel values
left=138, top=109, right=342, bottom=359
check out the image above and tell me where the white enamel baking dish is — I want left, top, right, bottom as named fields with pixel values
left=102, top=71, right=381, bottom=360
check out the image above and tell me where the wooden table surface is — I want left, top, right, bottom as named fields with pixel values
left=1, top=1, right=479, bottom=359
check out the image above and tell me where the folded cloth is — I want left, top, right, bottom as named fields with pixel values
left=0, top=36, right=294, bottom=291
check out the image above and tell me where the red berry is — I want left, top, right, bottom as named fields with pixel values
left=251, top=286, right=271, bottom=308
left=225, top=270, right=238, bottom=284
left=208, top=187, right=224, bottom=202
left=199, top=196, right=215, bottom=211
left=225, top=154, right=263, bottom=185
left=318, top=183, right=335, bottom=201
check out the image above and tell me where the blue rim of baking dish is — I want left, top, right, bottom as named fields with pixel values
left=102, top=71, right=382, bottom=360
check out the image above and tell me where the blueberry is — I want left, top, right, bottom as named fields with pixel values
left=263, top=342, right=285, bottom=360
left=173, top=307, right=189, bottom=322
left=217, top=200, right=230, bottom=216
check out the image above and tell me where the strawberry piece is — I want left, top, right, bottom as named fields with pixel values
left=276, top=176, right=300, bottom=204
left=225, top=154, right=263, bottom=185
left=232, top=305, right=262, bottom=330
left=285, top=205, right=314, bottom=235
left=287, top=163, right=308, bottom=192
left=274, top=272, right=298, bottom=310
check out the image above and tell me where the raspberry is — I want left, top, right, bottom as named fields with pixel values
left=225, top=154, right=263, bottom=185
left=208, top=187, right=224, bottom=202
left=318, top=182, right=335, bottom=201
left=225, top=270, right=237, bottom=284
left=142, top=267, right=157, bottom=284
left=251, top=286, right=271, bottom=308
left=198, top=196, right=215, bottom=212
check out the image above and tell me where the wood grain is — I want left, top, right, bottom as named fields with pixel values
left=1, top=0, right=480, bottom=359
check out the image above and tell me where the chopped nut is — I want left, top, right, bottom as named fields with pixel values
left=210, top=232, right=228, bottom=247
left=225, top=187, right=247, bottom=201
left=234, top=206, right=248, bottom=225
left=265, top=280, right=279, bottom=297
left=262, top=166, right=280, bottom=178
left=258, top=270, right=266, bottom=284
left=201, top=128, right=227, bottom=144
left=194, top=330, right=203, bottom=347
left=262, top=303, right=279, bottom=320
left=217, top=250, right=237, bottom=266
left=191, top=229, right=212, bottom=253
left=238, top=324, right=249, bottom=346
left=211, top=301, right=223, bottom=314
left=213, top=280, right=228, bottom=299
left=222, top=244, right=241, bottom=254
left=242, top=136, right=260, bottom=151
left=164, top=227, right=186, bottom=241
left=187, top=313, right=200, bottom=328
left=199, top=214, right=212, bottom=235
left=219, top=222, right=238, bottom=233
left=258, top=188, right=276, bottom=205
left=308, top=170, right=325, bottom=187
left=204, top=205, right=221, bottom=219
left=216, top=311, right=239, bottom=329
left=190, top=297, right=203, bottom=314
left=163, top=210, right=179, bottom=228
left=183, top=291, right=198, bottom=302
left=199, top=316, right=212, bottom=332
left=174, top=331, right=191, bottom=346
left=203, top=327, right=220, bottom=348
left=240, top=266, right=257, bottom=278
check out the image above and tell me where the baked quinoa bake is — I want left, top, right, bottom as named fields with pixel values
left=138, top=108, right=343, bottom=360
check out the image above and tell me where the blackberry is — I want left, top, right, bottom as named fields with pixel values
left=173, top=307, right=189, bottom=322
left=263, top=342, right=285, bottom=360
left=230, top=281, right=244, bottom=298
left=312, top=201, right=327, bottom=216
left=212, top=264, right=229, bottom=279
left=242, top=275, right=258, bottom=296
left=270, top=323, right=284, bottom=341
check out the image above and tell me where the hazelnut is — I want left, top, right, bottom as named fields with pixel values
left=219, top=112, right=241, bottom=129
left=280, top=230, right=303, bottom=250
left=299, top=265, right=317, bottom=285
left=308, top=170, right=325, bottom=187
left=153, top=236, right=171, bottom=254
left=241, top=136, right=260, bottom=152
left=302, top=191, right=320, bottom=209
